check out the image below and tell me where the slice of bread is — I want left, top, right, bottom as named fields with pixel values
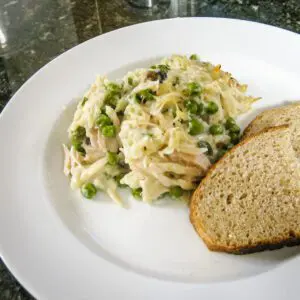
left=243, top=102, right=300, bottom=156
left=190, top=126, right=300, bottom=254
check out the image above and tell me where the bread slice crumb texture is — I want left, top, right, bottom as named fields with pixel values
left=190, top=126, right=300, bottom=254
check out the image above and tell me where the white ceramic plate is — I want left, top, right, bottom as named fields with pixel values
left=1, top=18, right=300, bottom=300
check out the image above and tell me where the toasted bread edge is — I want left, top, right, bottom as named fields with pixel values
left=243, top=102, right=300, bottom=139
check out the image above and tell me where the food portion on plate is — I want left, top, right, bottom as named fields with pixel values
left=191, top=104, right=300, bottom=254
left=63, top=54, right=258, bottom=204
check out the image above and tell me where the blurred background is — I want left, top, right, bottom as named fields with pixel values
left=0, top=0, right=299, bottom=299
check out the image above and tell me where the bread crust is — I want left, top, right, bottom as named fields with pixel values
left=242, top=112, right=265, bottom=138
left=224, top=238, right=300, bottom=255
left=190, top=125, right=295, bottom=254
left=243, top=102, right=300, bottom=139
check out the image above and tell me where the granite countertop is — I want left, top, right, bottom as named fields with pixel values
left=0, top=0, right=299, bottom=298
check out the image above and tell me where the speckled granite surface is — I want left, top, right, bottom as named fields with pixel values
left=0, top=0, right=299, bottom=298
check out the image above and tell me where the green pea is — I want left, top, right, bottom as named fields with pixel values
left=185, top=100, right=198, bottom=114
left=135, top=89, right=155, bottom=104
left=104, top=82, right=122, bottom=107
left=101, top=125, right=116, bottom=137
left=190, top=54, right=198, bottom=60
left=128, top=77, right=133, bottom=85
left=189, top=118, right=204, bottom=136
left=157, top=64, right=170, bottom=73
left=72, top=126, right=86, bottom=141
left=132, top=188, right=142, bottom=199
left=105, top=92, right=118, bottom=108
left=198, top=141, right=213, bottom=156
left=169, top=186, right=184, bottom=198
left=228, top=124, right=240, bottom=134
left=216, top=149, right=227, bottom=160
left=158, top=192, right=169, bottom=200
left=107, top=152, right=118, bottom=165
left=114, top=174, right=127, bottom=188
left=71, top=126, right=86, bottom=155
left=96, top=114, right=112, bottom=127
left=81, top=97, right=88, bottom=106
left=225, top=117, right=236, bottom=129
left=72, top=141, right=86, bottom=155
left=187, top=82, right=201, bottom=96
left=206, top=101, right=219, bottom=115
left=106, top=82, right=122, bottom=93
left=71, top=139, right=80, bottom=148
left=230, top=132, right=240, bottom=144
left=209, top=124, right=224, bottom=135
left=81, top=183, right=97, bottom=199
left=148, top=65, right=169, bottom=83
left=197, top=102, right=204, bottom=116
left=226, top=143, right=234, bottom=150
